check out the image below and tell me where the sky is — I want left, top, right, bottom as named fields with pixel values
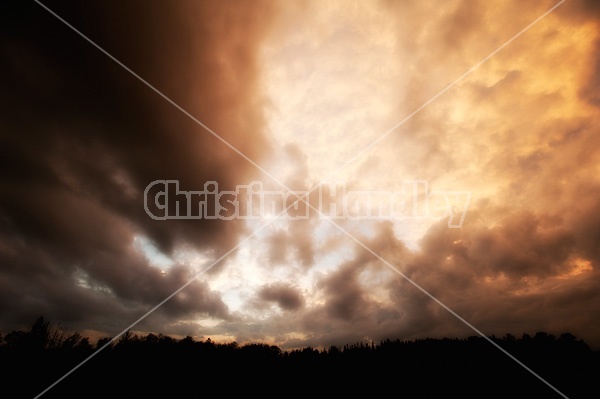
left=2, top=0, right=600, bottom=351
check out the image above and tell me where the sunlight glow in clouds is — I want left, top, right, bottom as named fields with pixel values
left=3, top=0, right=600, bottom=354
left=172, top=0, right=600, bottom=347
left=262, top=1, right=404, bottom=184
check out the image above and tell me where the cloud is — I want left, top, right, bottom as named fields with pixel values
left=263, top=0, right=600, bottom=350
left=320, top=264, right=370, bottom=321
left=265, top=229, right=291, bottom=266
left=257, top=283, right=305, bottom=312
left=2, top=0, right=600, bottom=354
left=0, top=0, right=278, bottom=336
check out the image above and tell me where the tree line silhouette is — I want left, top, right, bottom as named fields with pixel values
left=1, top=317, right=598, bottom=398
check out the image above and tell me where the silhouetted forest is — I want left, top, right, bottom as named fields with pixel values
left=1, top=317, right=598, bottom=398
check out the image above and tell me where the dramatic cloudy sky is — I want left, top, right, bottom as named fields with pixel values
left=2, top=0, right=600, bottom=353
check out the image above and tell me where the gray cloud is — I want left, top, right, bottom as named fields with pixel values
left=0, top=0, right=278, bottom=336
left=2, top=0, right=600, bottom=354
left=257, top=283, right=305, bottom=311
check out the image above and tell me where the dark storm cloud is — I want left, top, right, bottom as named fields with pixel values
left=417, top=209, right=575, bottom=280
left=295, top=222, right=410, bottom=337
left=0, top=1, right=278, bottom=335
left=272, top=194, right=600, bottom=349
left=257, top=283, right=305, bottom=311
left=386, top=207, right=600, bottom=346
left=2, top=0, right=600, bottom=354
left=567, top=190, right=600, bottom=266
left=320, top=264, right=369, bottom=321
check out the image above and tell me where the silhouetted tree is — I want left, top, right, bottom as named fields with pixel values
left=29, top=316, right=50, bottom=350
left=3, top=317, right=598, bottom=398
left=95, top=337, right=113, bottom=350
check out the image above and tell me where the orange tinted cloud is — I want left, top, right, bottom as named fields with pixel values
left=3, top=0, right=600, bottom=354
